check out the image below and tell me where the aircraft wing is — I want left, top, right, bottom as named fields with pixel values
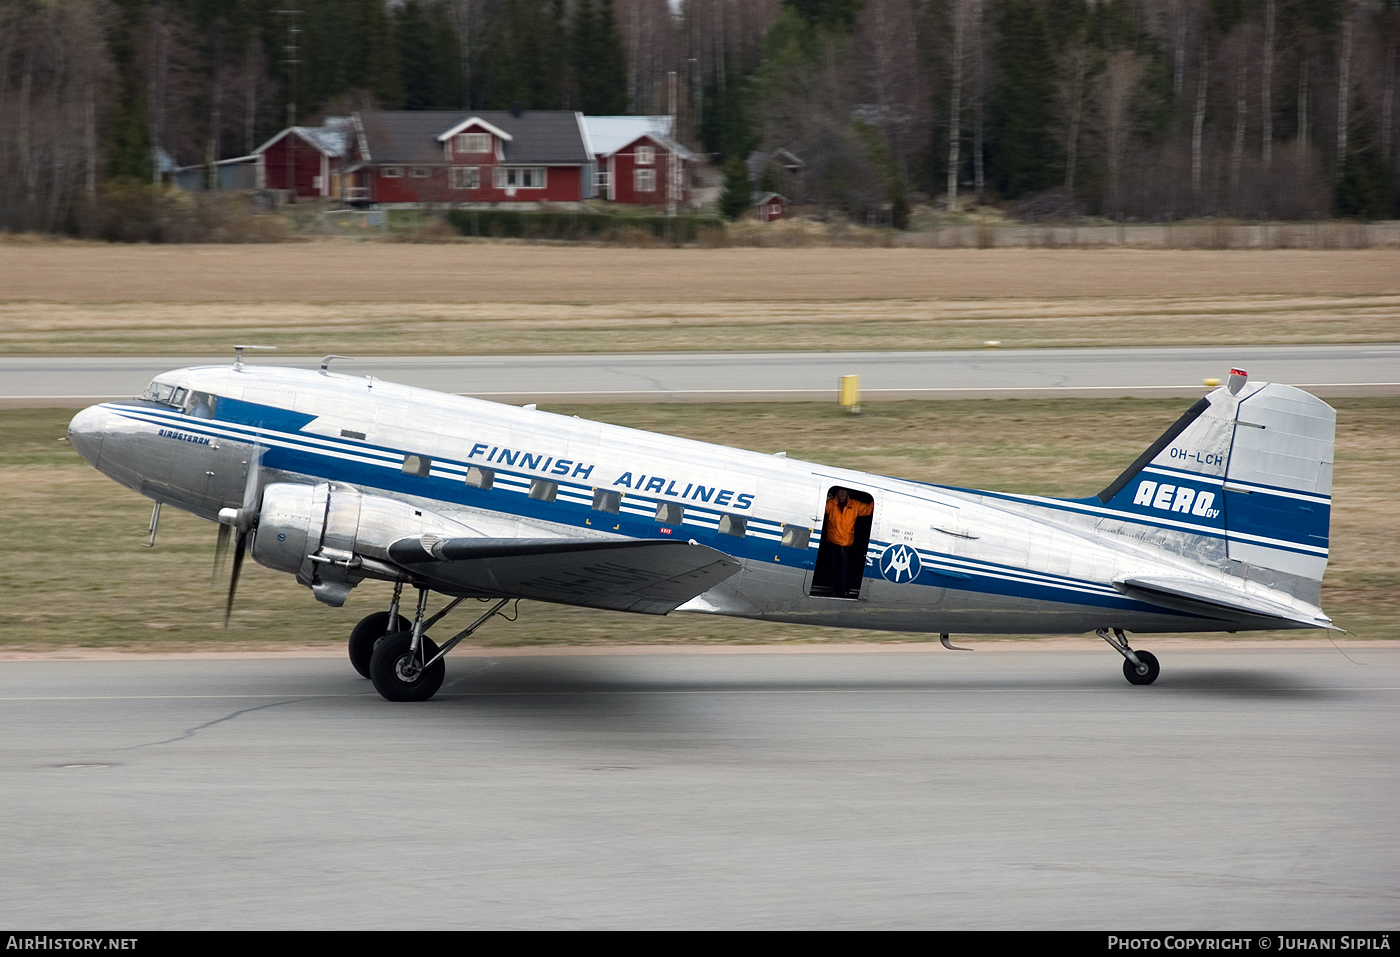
left=1113, top=575, right=1337, bottom=630
left=387, top=535, right=742, bottom=615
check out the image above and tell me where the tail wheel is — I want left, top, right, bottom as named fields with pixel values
left=370, top=631, right=445, bottom=702
left=1123, top=649, right=1160, bottom=686
left=348, top=612, right=411, bottom=679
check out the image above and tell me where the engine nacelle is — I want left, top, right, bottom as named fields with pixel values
left=252, top=483, right=476, bottom=606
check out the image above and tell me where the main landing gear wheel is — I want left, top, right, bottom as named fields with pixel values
left=370, top=631, right=445, bottom=702
left=348, top=612, right=411, bottom=679
left=1123, top=649, right=1160, bottom=686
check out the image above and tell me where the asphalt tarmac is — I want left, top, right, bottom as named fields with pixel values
left=2, top=643, right=1396, bottom=929
left=4, top=343, right=1398, bottom=406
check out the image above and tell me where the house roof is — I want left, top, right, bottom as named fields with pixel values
left=356, top=111, right=590, bottom=165
left=255, top=120, right=349, bottom=158
left=436, top=116, right=513, bottom=143
left=746, top=148, right=805, bottom=181
left=583, top=116, right=669, bottom=155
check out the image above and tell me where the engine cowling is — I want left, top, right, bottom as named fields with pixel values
left=251, top=483, right=476, bottom=606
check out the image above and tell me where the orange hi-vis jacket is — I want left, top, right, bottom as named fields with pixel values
left=823, top=497, right=873, bottom=547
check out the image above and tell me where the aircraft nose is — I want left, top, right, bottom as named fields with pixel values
left=67, top=405, right=109, bottom=467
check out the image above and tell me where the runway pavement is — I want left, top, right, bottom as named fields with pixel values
left=3, top=343, right=1398, bottom=406
left=2, top=643, right=1396, bottom=928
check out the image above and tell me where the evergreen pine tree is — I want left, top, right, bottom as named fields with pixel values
left=719, top=155, right=752, bottom=219
left=988, top=0, right=1059, bottom=198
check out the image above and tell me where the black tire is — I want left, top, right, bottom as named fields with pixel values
left=369, top=631, right=445, bottom=702
left=1123, top=649, right=1160, bottom=686
left=348, top=612, right=411, bottom=679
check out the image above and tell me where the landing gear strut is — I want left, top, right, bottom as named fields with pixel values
left=1097, top=627, right=1160, bottom=686
left=368, top=586, right=513, bottom=702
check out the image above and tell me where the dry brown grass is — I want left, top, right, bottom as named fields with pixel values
left=3, top=243, right=1397, bottom=301
left=0, top=244, right=1396, bottom=355
left=3, top=397, right=1393, bottom=654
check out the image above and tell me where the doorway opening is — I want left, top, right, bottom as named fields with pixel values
left=809, top=486, right=875, bottom=599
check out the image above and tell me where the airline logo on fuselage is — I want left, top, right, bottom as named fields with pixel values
left=879, top=544, right=922, bottom=583
left=1132, top=480, right=1219, bottom=519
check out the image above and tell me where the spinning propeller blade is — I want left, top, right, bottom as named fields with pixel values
left=224, top=529, right=247, bottom=628
left=218, top=445, right=265, bottom=628
left=213, top=523, right=230, bottom=583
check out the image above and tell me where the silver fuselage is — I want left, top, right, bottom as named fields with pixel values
left=67, top=364, right=1324, bottom=635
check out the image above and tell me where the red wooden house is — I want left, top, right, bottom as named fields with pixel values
left=343, top=111, right=594, bottom=205
left=583, top=116, right=695, bottom=208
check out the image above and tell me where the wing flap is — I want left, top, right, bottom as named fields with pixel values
left=388, top=535, right=741, bottom=615
left=1113, top=575, right=1336, bottom=629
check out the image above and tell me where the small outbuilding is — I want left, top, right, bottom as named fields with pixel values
left=255, top=120, right=350, bottom=199
left=752, top=191, right=787, bottom=222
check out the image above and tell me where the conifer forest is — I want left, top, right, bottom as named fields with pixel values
left=1, top=0, right=1397, bottom=235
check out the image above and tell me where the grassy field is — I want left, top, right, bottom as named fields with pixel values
left=3, top=396, right=1394, bottom=653
left=1, top=244, right=1397, bottom=355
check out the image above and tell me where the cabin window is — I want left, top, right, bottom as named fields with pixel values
left=780, top=524, right=811, bottom=549
left=593, top=489, right=620, bottom=513
left=634, top=169, right=656, bottom=192
left=339, top=428, right=365, bottom=440
left=402, top=454, right=432, bottom=477
left=529, top=479, right=557, bottom=502
left=718, top=515, right=747, bottom=537
left=655, top=502, right=684, bottom=525
left=465, top=466, right=494, bottom=489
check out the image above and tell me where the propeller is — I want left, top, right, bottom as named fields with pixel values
left=215, top=446, right=265, bottom=627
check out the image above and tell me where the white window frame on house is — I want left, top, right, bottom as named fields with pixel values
left=450, top=166, right=480, bottom=189
left=493, top=166, right=547, bottom=189
left=595, top=168, right=610, bottom=191
left=635, top=145, right=655, bottom=165
left=381, top=166, right=403, bottom=178
left=456, top=132, right=491, bottom=154
left=410, top=167, right=430, bottom=178
left=634, top=168, right=656, bottom=192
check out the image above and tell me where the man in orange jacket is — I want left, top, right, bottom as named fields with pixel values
left=824, top=487, right=873, bottom=597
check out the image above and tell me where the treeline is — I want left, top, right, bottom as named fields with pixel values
left=1, top=0, right=1397, bottom=236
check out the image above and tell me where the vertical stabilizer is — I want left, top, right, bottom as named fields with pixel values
left=1095, top=378, right=1334, bottom=582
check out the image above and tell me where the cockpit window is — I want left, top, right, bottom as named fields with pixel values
left=141, top=381, right=217, bottom=418
left=142, top=381, right=176, bottom=404
left=186, top=391, right=217, bottom=418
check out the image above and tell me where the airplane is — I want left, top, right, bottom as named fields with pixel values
left=66, top=351, right=1338, bottom=702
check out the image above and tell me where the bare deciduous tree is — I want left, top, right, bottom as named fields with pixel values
left=1099, top=50, right=1146, bottom=219
left=0, top=0, right=113, bottom=233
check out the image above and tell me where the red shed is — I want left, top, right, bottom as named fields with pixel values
left=754, top=192, right=787, bottom=221
left=255, top=123, right=347, bottom=199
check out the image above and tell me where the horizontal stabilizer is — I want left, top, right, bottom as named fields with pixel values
left=1113, top=575, right=1336, bottom=630
left=388, top=535, right=741, bottom=615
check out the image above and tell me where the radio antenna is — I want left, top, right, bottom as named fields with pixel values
left=232, top=345, right=276, bottom=370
